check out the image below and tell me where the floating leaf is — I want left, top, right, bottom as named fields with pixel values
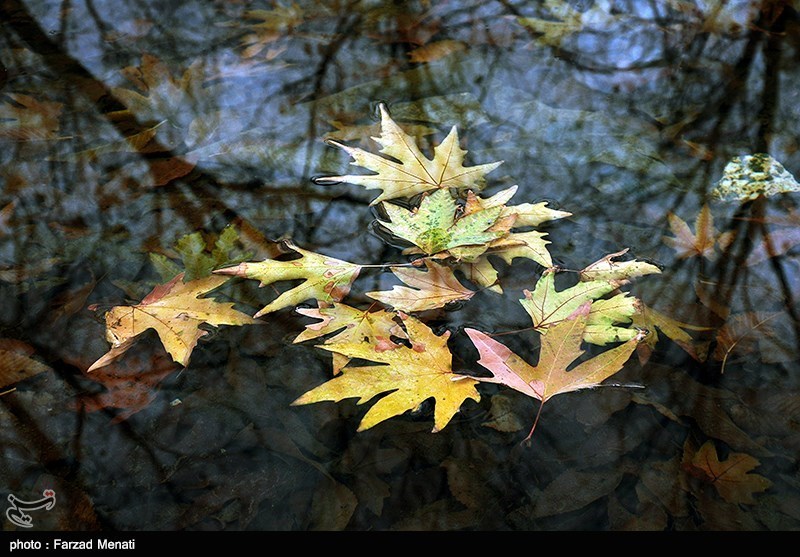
left=88, top=273, right=259, bottom=371
left=380, top=189, right=504, bottom=259
left=579, top=249, right=661, bottom=282
left=317, top=103, right=502, bottom=204
left=366, top=260, right=475, bottom=312
left=214, top=240, right=362, bottom=317
left=293, top=313, right=480, bottom=433
left=520, top=268, right=641, bottom=345
left=465, top=302, right=644, bottom=440
left=402, top=186, right=570, bottom=271
left=294, top=302, right=406, bottom=374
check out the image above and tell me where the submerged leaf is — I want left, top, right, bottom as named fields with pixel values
left=318, top=103, right=502, bottom=204
left=0, top=93, right=62, bottom=140
left=663, top=204, right=734, bottom=260
left=74, top=352, right=177, bottom=423
left=516, top=0, right=614, bottom=48
left=0, top=339, right=52, bottom=391
left=293, top=313, right=480, bottom=433
left=683, top=440, right=772, bottom=504
left=633, top=304, right=711, bottom=364
left=713, top=311, right=796, bottom=368
left=408, top=40, right=466, bottom=63
left=151, top=224, right=251, bottom=282
left=113, top=53, right=207, bottom=127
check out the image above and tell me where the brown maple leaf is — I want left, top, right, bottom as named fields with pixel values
left=0, top=93, right=63, bottom=141
left=465, top=302, right=645, bottom=441
left=113, top=53, right=206, bottom=127
left=74, top=352, right=177, bottom=423
left=0, top=339, right=52, bottom=393
left=663, top=204, right=734, bottom=260
left=682, top=440, right=772, bottom=504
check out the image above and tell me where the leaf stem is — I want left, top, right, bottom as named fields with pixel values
left=523, top=399, right=546, bottom=444
left=720, top=312, right=780, bottom=374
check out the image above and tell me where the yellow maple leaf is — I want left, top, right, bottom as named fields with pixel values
left=293, top=302, right=406, bottom=374
left=214, top=240, right=361, bottom=317
left=292, top=312, right=480, bottom=433
left=317, top=103, right=502, bottom=204
left=451, top=186, right=572, bottom=288
left=88, top=273, right=259, bottom=371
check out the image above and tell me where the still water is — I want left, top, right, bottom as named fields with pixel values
left=1, top=0, right=799, bottom=530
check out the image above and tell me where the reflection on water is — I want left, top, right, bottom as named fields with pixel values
left=1, top=0, right=799, bottom=530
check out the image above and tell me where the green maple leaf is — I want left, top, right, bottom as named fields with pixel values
left=150, top=224, right=251, bottom=282
left=213, top=240, right=361, bottom=317
left=380, top=189, right=505, bottom=259
left=520, top=268, right=641, bottom=345
left=465, top=302, right=645, bottom=441
left=317, top=103, right=502, bottom=204
left=292, top=312, right=480, bottom=433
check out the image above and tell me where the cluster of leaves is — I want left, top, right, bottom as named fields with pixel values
left=88, top=103, right=667, bottom=441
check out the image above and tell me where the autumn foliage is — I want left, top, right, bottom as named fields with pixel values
left=82, top=103, right=666, bottom=440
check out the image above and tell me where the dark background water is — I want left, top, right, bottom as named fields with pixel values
left=1, top=0, right=799, bottom=530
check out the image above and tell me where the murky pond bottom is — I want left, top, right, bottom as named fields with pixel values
left=1, top=0, right=800, bottom=530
